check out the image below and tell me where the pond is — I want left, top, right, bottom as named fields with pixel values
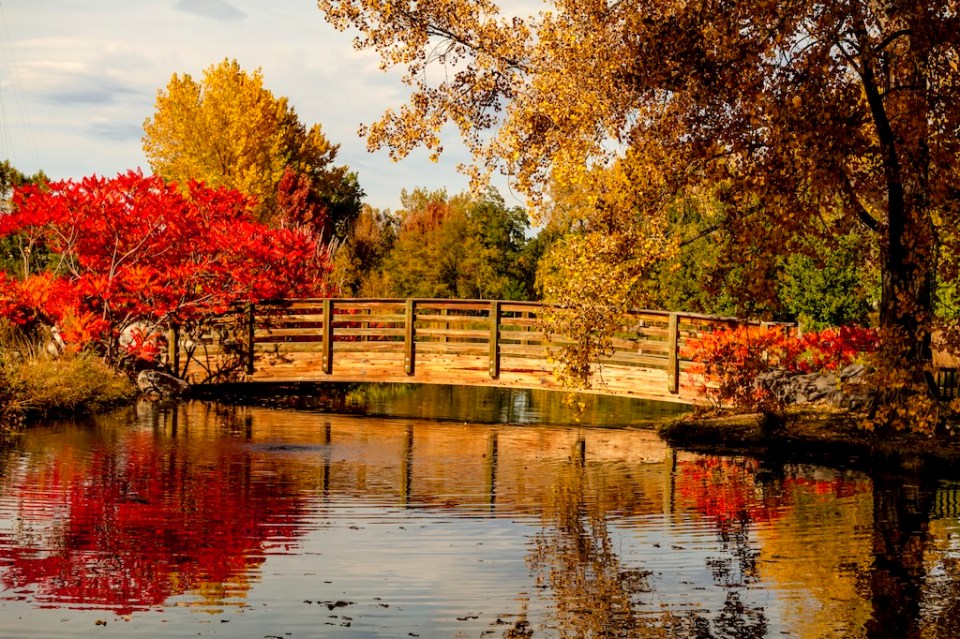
left=0, top=385, right=957, bottom=638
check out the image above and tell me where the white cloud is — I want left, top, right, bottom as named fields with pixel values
left=0, top=0, right=526, bottom=211
left=175, top=0, right=246, bottom=22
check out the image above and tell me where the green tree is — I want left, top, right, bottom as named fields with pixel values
left=330, top=204, right=399, bottom=296
left=778, top=232, right=878, bottom=331
left=0, top=161, right=49, bottom=277
left=363, top=188, right=537, bottom=300
left=142, top=59, right=363, bottom=238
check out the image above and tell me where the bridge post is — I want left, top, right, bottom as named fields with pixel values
left=404, top=299, right=416, bottom=375
left=489, top=300, right=501, bottom=378
left=245, top=303, right=256, bottom=375
left=167, top=324, right=180, bottom=377
left=667, top=312, right=679, bottom=394
left=322, top=298, right=333, bottom=374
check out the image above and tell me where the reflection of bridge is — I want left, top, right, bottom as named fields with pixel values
left=175, top=298, right=786, bottom=405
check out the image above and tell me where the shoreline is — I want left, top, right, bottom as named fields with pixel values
left=658, top=407, right=960, bottom=477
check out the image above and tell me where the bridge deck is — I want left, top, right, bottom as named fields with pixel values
left=174, top=298, right=788, bottom=405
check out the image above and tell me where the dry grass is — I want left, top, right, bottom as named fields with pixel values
left=0, top=328, right=135, bottom=424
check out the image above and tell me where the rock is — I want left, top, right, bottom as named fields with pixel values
left=137, top=370, right=190, bottom=399
left=838, top=363, right=866, bottom=382
left=756, top=367, right=876, bottom=409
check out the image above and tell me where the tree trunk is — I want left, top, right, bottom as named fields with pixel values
left=868, top=3, right=936, bottom=389
left=878, top=202, right=935, bottom=378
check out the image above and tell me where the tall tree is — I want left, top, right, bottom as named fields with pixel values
left=142, top=59, right=363, bottom=238
left=329, top=204, right=399, bottom=296
left=379, top=188, right=536, bottom=300
left=317, top=0, right=960, bottom=417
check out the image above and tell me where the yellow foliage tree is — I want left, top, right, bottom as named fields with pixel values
left=143, top=59, right=362, bottom=234
left=317, top=1, right=960, bottom=423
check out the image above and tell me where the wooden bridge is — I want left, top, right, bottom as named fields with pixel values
left=173, top=298, right=788, bottom=405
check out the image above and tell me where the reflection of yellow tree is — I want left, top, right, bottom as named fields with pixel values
left=754, top=477, right=874, bottom=639
left=527, top=442, right=770, bottom=638
left=922, top=517, right=960, bottom=639
left=528, top=444, right=661, bottom=638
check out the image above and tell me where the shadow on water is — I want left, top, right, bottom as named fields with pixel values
left=0, top=396, right=958, bottom=638
left=196, top=381, right=692, bottom=427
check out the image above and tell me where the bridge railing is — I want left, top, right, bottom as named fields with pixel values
left=174, top=298, right=794, bottom=401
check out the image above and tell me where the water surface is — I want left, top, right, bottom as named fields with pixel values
left=0, top=393, right=957, bottom=638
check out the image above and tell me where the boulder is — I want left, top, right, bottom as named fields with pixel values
left=137, top=370, right=191, bottom=399
left=756, top=367, right=875, bottom=410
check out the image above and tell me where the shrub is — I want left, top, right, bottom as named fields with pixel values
left=0, top=326, right=135, bottom=424
left=688, top=325, right=879, bottom=411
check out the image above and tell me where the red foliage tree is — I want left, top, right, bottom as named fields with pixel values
left=0, top=171, right=332, bottom=360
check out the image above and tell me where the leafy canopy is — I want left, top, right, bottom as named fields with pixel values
left=336, top=188, right=537, bottom=300
left=143, top=59, right=363, bottom=238
left=0, top=172, right=331, bottom=361
left=317, top=1, right=960, bottom=392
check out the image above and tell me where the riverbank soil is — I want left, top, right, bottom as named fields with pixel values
left=659, top=407, right=960, bottom=475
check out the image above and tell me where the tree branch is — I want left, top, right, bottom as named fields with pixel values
left=839, top=169, right=883, bottom=234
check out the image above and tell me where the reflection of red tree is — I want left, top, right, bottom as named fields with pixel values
left=0, top=431, right=308, bottom=615
left=675, top=457, right=869, bottom=528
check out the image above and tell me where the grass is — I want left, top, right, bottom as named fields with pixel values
left=0, top=328, right=135, bottom=426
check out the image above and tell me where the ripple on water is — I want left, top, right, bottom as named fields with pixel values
left=0, top=402, right=956, bottom=639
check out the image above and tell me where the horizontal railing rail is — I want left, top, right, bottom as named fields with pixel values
left=174, top=298, right=796, bottom=403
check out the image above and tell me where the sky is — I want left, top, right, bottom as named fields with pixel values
left=0, top=0, right=518, bottom=211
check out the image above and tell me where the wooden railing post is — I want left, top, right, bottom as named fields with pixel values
left=167, top=323, right=180, bottom=377
left=246, top=303, right=256, bottom=375
left=489, top=300, right=501, bottom=378
left=404, top=299, right=416, bottom=375
left=322, top=298, right=333, bottom=374
left=667, top=312, right=679, bottom=394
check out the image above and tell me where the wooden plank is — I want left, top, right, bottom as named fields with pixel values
left=416, top=328, right=489, bottom=340
left=490, top=300, right=501, bottom=379
left=499, top=345, right=552, bottom=359
left=322, top=298, right=333, bottom=374
left=167, top=324, right=180, bottom=376
left=415, top=314, right=490, bottom=325
left=499, top=317, right=539, bottom=329
left=415, top=342, right=489, bottom=356
left=404, top=299, right=416, bottom=375
left=500, top=302, right=542, bottom=313
left=330, top=314, right=406, bottom=325
left=329, top=328, right=406, bottom=338
left=499, top=330, right=549, bottom=342
left=667, top=312, right=679, bottom=394
left=601, top=353, right=670, bottom=369
left=246, top=303, right=256, bottom=375
left=258, top=329, right=408, bottom=341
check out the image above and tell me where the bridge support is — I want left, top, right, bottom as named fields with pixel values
left=322, top=298, right=334, bottom=374
left=489, top=301, right=501, bottom=379
left=667, top=312, right=679, bottom=394
left=246, top=303, right=256, bottom=375
left=404, top=299, right=416, bottom=375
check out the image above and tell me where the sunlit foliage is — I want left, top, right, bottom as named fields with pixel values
left=336, top=188, right=538, bottom=300
left=143, top=59, right=363, bottom=238
left=317, top=0, right=960, bottom=426
left=0, top=172, right=331, bottom=364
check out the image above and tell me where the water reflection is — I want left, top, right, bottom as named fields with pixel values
left=0, top=401, right=957, bottom=638
left=0, top=408, right=311, bottom=615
